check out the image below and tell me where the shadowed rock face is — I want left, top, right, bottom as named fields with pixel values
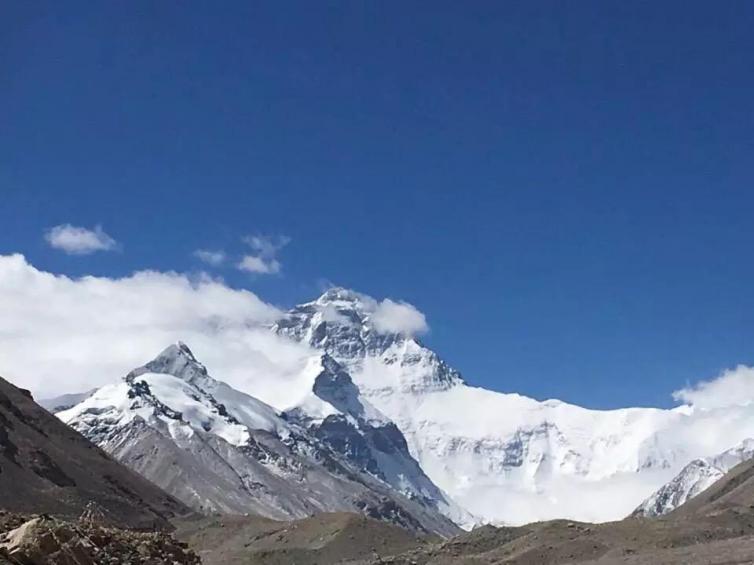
left=284, top=354, right=465, bottom=520
left=0, top=375, right=191, bottom=530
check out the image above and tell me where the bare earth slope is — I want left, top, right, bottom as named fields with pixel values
left=0, top=375, right=190, bottom=530
left=175, top=512, right=434, bottom=565
left=181, top=459, right=754, bottom=564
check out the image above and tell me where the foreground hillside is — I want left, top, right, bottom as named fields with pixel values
left=175, top=512, right=434, bottom=565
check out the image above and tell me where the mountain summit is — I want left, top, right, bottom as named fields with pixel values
left=275, top=288, right=463, bottom=394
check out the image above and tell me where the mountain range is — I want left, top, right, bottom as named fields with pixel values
left=48, top=287, right=754, bottom=529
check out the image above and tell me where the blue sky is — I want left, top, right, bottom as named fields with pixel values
left=2, top=1, right=753, bottom=408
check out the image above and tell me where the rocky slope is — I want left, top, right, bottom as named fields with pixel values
left=58, top=343, right=460, bottom=537
left=273, top=288, right=754, bottom=525
left=0, top=511, right=199, bottom=564
left=635, top=438, right=754, bottom=517
left=0, top=374, right=189, bottom=529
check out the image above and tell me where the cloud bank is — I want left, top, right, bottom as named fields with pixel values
left=45, top=224, right=118, bottom=255
left=673, top=365, right=754, bottom=409
left=0, top=254, right=316, bottom=404
left=370, top=298, right=428, bottom=336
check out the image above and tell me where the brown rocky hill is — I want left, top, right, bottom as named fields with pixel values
left=0, top=375, right=191, bottom=530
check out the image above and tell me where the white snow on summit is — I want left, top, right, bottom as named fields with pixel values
left=58, top=342, right=289, bottom=448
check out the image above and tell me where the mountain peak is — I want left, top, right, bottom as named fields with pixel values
left=128, top=342, right=208, bottom=384
left=315, top=287, right=372, bottom=308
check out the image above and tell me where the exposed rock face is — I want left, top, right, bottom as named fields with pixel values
left=284, top=354, right=468, bottom=525
left=0, top=374, right=189, bottom=530
left=58, top=344, right=460, bottom=537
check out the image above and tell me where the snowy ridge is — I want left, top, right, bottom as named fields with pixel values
left=61, top=343, right=286, bottom=447
left=635, top=438, right=754, bottom=517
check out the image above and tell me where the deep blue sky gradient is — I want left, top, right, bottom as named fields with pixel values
left=2, top=1, right=754, bottom=408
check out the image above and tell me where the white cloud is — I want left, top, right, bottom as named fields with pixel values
left=370, top=298, right=428, bottom=336
left=238, top=255, right=281, bottom=275
left=237, top=234, right=290, bottom=275
left=45, top=224, right=118, bottom=255
left=673, top=365, right=754, bottom=409
left=0, top=254, right=320, bottom=405
left=193, top=249, right=226, bottom=266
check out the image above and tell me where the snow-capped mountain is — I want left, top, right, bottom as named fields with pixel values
left=274, top=288, right=754, bottom=526
left=57, top=343, right=460, bottom=536
left=635, top=438, right=754, bottom=517
left=51, top=287, right=754, bottom=529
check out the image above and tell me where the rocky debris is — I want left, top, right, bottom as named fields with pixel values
left=0, top=512, right=199, bottom=564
